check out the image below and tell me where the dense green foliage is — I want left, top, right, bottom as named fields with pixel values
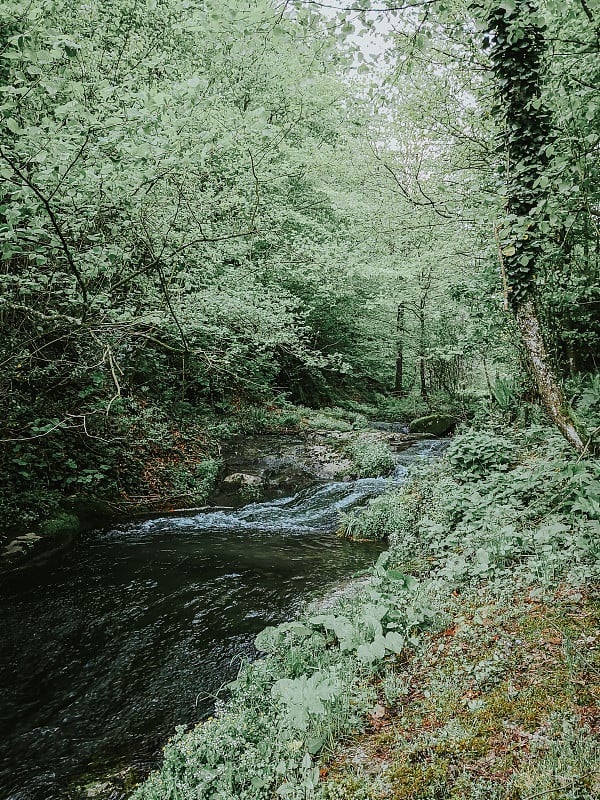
left=1, top=0, right=512, bottom=527
left=0, top=0, right=374, bottom=524
left=1, top=0, right=598, bottom=518
left=398, top=0, right=600, bottom=378
left=348, top=435, right=396, bottom=479
left=1, top=1, right=599, bottom=795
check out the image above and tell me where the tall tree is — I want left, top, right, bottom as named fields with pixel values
left=479, top=0, right=586, bottom=450
left=374, top=0, right=597, bottom=447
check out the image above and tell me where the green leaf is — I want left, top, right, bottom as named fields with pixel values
left=384, top=631, right=405, bottom=653
left=5, top=118, right=23, bottom=134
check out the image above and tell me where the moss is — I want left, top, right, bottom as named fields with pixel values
left=408, top=414, right=459, bottom=436
left=389, top=759, right=452, bottom=799
left=321, top=775, right=374, bottom=800
left=319, top=592, right=600, bottom=800
left=474, top=686, right=539, bottom=733
left=447, top=775, right=511, bottom=800
left=40, top=511, right=80, bottom=537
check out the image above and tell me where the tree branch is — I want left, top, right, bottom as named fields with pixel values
left=0, top=148, right=89, bottom=311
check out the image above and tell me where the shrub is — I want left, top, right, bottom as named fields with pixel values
left=349, top=436, right=395, bottom=478
left=574, top=372, right=600, bottom=433
left=195, top=459, right=223, bottom=499
left=350, top=413, right=369, bottom=430
left=445, top=430, right=515, bottom=480
left=375, top=395, right=431, bottom=423
left=303, top=407, right=354, bottom=432
left=40, top=512, right=80, bottom=538
left=237, top=406, right=270, bottom=433
left=272, top=410, right=303, bottom=429
left=338, top=491, right=417, bottom=541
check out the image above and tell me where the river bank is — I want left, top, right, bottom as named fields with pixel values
left=0, top=398, right=449, bottom=574
left=0, top=421, right=445, bottom=800
left=131, top=422, right=600, bottom=800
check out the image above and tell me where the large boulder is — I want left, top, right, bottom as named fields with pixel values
left=408, top=414, right=459, bottom=436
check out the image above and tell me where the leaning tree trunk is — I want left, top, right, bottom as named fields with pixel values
left=483, top=0, right=586, bottom=452
left=516, top=300, right=585, bottom=450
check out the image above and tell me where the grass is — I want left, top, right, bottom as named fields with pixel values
left=338, top=491, right=417, bottom=541
left=347, top=435, right=396, bottom=478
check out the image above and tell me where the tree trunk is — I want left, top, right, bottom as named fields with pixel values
left=481, top=0, right=589, bottom=452
left=419, top=305, right=427, bottom=399
left=516, top=300, right=585, bottom=451
left=394, top=303, right=404, bottom=395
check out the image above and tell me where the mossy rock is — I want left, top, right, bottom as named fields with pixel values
left=67, top=499, right=114, bottom=528
left=40, top=512, right=80, bottom=538
left=408, top=414, right=459, bottom=436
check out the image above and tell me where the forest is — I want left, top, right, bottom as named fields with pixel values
left=0, top=0, right=599, bottom=798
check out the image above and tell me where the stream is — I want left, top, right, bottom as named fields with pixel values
left=0, top=437, right=444, bottom=800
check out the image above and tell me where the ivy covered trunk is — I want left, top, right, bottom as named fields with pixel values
left=484, top=0, right=586, bottom=452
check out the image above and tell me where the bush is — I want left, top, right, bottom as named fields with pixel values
left=445, top=429, right=515, bottom=480
left=338, top=491, right=417, bottom=541
left=375, top=396, right=431, bottom=423
left=574, top=372, right=600, bottom=434
left=40, top=512, right=80, bottom=538
left=390, top=428, right=600, bottom=587
left=195, top=459, right=223, bottom=499
left=236, top=406, right=271, bottom=433
left=271, top=410, right=303, bottom=429
left=301, top=407, right=356, bottom=432
left=349, top=436, right=395, bottom=478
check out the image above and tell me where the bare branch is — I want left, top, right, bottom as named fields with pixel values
left=294, top=1, right=435, bottom=12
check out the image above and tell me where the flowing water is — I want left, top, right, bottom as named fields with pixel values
left=0, top=438, right=445, bottom=800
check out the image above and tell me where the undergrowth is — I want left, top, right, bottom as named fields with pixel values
left=347, top=435, right=396, bottom=479
left=133, top=423, right=600, bottom=800
left=338, top=491, right=417, bottom=541
left=321, top=589, right=600, bottom=800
